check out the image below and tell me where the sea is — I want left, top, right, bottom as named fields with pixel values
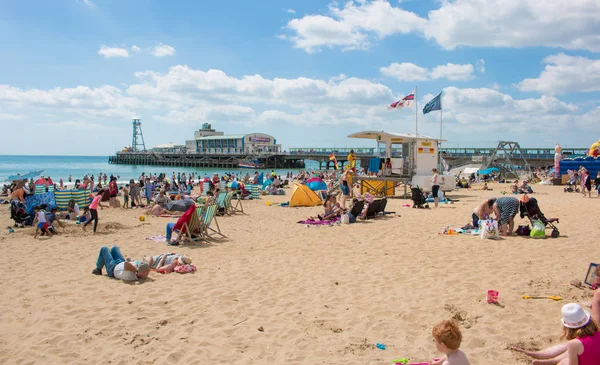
left=0, top=155, right=320, bottom=184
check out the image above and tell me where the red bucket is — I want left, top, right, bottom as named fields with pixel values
left=487, top=290, right=499, bottom=304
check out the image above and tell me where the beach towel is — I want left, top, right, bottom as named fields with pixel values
left=24, top=192, right=56, bottom=215
left=297, top=216, right=340, bottom=225
left=174, top=264, right=197, bottom=274
left=145, top=235, right=167, bottom=243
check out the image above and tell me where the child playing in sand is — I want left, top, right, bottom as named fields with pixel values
left=512, top=303, right=599, bottom=365
left=430, top=319, right=470, bottom=365
left=33, top=206, right=53, bottom=238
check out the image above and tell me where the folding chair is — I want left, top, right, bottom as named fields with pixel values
left=200, top=203, right=226, bottom=238
left=232, top=192, right=244, bottom=214
left=181, top=205, right=204, bottom=243
left=223, top=191, right=235, bottom=215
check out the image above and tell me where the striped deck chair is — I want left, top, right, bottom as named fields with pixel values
left=223, top=191, right=235, bottom=215
left=200, top=203, right=226, bottom=238
left=216, top=192, right=227, bottom=214
left=182, top=205, right=204, bottom=243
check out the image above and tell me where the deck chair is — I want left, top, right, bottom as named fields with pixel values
left=169, top=205, right=198, bottom=243
left=200, top=203, right=226, bottom=238
left=232, top=192, right=244, bottom=214
left=348, top=200, right=365, bottom=218
left=365, top=199, right=384, bottom=218
left=223, top=191, right=235, bottom=215
left=181, top=206, right=204, bottom=243
left=216, top=192, right=227, bottom=215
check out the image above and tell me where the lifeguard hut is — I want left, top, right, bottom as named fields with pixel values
left=348, top=131, right=453, bottom=195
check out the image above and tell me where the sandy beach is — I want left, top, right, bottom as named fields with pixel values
left=0, top=183, right=596, bottom=364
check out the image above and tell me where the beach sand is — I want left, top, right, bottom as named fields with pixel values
left=0, top=183, right=596, bottom=364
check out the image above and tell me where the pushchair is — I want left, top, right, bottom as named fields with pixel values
left=10, top=200, right=32, bottom=227
left=564, top=176, right=580, bottom=193
left=519, top=198, right=560, bottom=237
left=411, top=186, right=428, bottom=209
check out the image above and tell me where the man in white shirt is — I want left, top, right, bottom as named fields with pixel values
left=92, top=246, right=150, bottom=281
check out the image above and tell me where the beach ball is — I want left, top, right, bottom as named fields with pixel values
left=139, top=215, right=146, bottom=221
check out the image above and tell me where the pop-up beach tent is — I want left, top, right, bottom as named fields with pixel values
left=289, top=184, right=322, bottom=207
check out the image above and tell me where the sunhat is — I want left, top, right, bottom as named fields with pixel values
left=177, top=254, right=192, bottom=265
left=561, top=303, right=591, bottom=329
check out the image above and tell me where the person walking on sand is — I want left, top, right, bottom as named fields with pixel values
left=431, top=168, right=442, bottom=208
left=83, top=190, right=107, bottom=233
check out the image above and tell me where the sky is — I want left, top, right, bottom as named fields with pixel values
left=1, top=0, right=599, bottom=155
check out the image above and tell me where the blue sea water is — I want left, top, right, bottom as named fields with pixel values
left=0, top=155, right=319, bottom=183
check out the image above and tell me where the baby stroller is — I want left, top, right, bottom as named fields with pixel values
left=519, top=198, right=560, bottom=238
left=564, top=176, right=580, bottom=193
left=411, top=186, right=428, bottom=209
left=10, top=200, right=32, bottom=227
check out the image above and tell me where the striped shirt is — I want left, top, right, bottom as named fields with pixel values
left=496, top=196, right=519, bottom=225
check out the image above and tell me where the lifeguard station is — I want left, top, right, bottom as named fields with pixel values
left=348, top=131, right=453, bottom=196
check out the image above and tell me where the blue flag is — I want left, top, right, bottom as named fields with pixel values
left=423, top=92, right=442, bottom=114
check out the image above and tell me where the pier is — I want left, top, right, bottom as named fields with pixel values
left=108, top=147, right=588, bottom=170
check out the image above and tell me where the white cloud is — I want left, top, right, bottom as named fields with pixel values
left=283, top=0, right=426, bottom=52
left=425, top=0, right=600, bottom=52
left=0, top=65, right=595, bottom=152
left=476, top=59, right=485, bottom=73
left=37, top=120, right=106, bottom=129
left=0, top=112, right=25, bottom=120
left=151, top=43, right=176, bottom=57
left=286, top=9, right=296, bottom=14
left=78, top=0, right=95, bottom=8
left=131, top=45, right=141, bottom=53
left=517, top=53, right=600, bottom=95
left=381, top=62, right=474, bottom=81
left=98, top=45, right=129, bottom=58
left=283, top=0, right=600, bottom=53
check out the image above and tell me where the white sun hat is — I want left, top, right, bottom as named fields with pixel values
left=561, top=303, right=591, bottom=329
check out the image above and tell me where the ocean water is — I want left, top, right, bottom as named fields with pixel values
left=0, top=155, right=320, bottom=183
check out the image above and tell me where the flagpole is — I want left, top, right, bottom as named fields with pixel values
left=415, top=86, right=418, bottom=138
left=439, top=94, right=443, bottom=172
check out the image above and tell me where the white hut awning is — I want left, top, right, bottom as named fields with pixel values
left=348, top=131, right=446, bottom=142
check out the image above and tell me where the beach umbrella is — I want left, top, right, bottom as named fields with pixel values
left=307, top=177, right=327, bottom=191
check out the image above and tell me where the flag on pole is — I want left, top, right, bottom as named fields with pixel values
left=423, top=92, right=442, bottom=114
left=329, top=153, right=338, bottom=170
left=388, top=90, right=415, bottom=109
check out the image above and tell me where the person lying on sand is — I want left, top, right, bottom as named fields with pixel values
left=92, top=246, right=150, bottom=281
left=146, top=253, right=192, bottom=274
left=511, top=303, right=599, bottom=365
left=430, top=319, right=470, bottom=365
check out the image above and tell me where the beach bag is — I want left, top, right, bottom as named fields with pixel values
left=516, top=225, right=531, bottom=236
left=341, top=213, right=350, bottom=224
left=530, top=220, right=546, bottom=239
left=480, top=220, right=499, bottom=240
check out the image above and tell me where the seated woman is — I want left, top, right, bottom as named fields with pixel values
left=148, top=190, right=171, bottom=216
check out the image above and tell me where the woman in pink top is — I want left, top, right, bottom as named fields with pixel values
left=83, top=190, right=107, bottom=233
left=512, top=303, right=599, bottom=364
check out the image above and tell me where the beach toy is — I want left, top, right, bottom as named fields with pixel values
left=376, top=343, right=386, bottom=350
left=139, top=215, right=146, bottom=221
left=487, top=290, right=499, bottom=304
left=392, top=358, right=408, bottom=364
left=8, top=227, right=14, bottom=233
left=76, top=221, right=81, bottom=225
left=266, top=201, right=272, bottom=206
left=522, top=295, right=562, bottom=301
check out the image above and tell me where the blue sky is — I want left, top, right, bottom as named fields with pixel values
left=1, top=0, right=599, bottom=155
